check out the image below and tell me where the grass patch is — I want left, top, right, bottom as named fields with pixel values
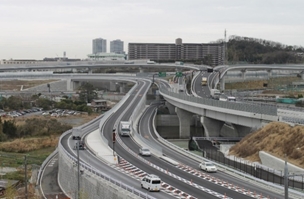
left=0, top=146, right=56, bottom=168
left=229, top=122, right=304, bottom=167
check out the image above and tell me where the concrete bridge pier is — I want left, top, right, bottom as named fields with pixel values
left=139, top=66, right=145, bottom=73
left=200, top=117, right=224, bottom=137
left=67, top=79, right=73, bottom=91
left=175, top=107, right=193, bottom=139
left=231, top=124, right=253, bottom=137
left=109, top=81, right=117, bottom=92
left=67, top=79, right=81, bottom=91
left=165, top=101, right=176, bottom=115
left=219, top=78, right=225, bottom=91
left=267, top=69, right=272, bottom=79
left=241, top=69, right=246, bottom=80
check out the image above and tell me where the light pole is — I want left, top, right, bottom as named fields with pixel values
left=24, top=155, right=28, bottom=199
left=112, top=129, right=116, bottom=156
left=284, top=154, right=288, bottom=199
left=77, top=140, right=80, bottom=199
left=284, top=152, right=304, bottom=199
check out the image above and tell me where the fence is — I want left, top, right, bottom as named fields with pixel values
left=203, top=149, right=304, bottom=191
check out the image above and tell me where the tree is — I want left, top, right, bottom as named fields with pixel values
left=78, top=82, right=97, bottom=103
left=3, top=120, right=18, bottom=138
left=35, top=98, right=54, bottom=110
left=5, top=96, right=23, bottom=110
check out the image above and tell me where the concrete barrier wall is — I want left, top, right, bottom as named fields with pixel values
left=58, top=146, right=140, bottom=199
left=259, top=151, right=304, bottom=174
left=156, top=115, right=179, bottom=126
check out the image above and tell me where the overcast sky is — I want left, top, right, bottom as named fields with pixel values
left=1, top=0, right=303, bottom=60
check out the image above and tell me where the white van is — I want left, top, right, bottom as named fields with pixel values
left=140, top=174, right=161, bottom=192
left=227, top=96, right=236, bottom=102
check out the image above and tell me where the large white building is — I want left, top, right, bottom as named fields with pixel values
left=92, top=38, right=107, bottom=54
left=110, top=39, right=124, bottom=54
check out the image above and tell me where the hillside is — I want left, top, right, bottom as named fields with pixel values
left=227, top=35, right=304, bottom=64
left=229, top=122, right=304, bottom=168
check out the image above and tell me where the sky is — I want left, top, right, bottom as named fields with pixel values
left=1, top=0, right=303, bottom=60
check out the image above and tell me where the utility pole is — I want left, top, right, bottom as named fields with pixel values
left=77, top=141, right=80, bottom=199
left=284, top=154, right=288, bottom=199
left=24, top=155, right=28, bottom=199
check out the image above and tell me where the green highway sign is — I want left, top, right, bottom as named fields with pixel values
left=158, top=72, right=166, bottom=77
left=176, top=72, right=183, bottom=77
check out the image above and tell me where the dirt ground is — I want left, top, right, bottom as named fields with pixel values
left=9, top=113, right=100, bottom=127
left=0, top=79, right=57, bottom=91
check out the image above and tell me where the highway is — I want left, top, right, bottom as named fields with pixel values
left=25, top=71, right=302, bottom=198
left=137, top=104, right=286, bottom=199
left=60, top=77, right=286, bottom=198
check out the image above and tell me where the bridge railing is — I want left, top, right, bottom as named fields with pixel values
left=58, top=141, right=156, bottom=199
left=159, top=85, right=277, bottom=116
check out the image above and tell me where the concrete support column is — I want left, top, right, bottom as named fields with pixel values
left=200, top=117, right=224, bottom=137
left=219, top=78, right=225, bottom=91
left=175, top=107, right=193, bottom=139
left=241, top=69, right=246, bottom=80
left=301, top=72, right=304, bottom=80
left=267, top=70, right=272, bottom=79
left=109, top=81, right=117, bottom=92
left=66, top=79, right=73, bottom=91
left=231, top=124, right=253, bottom=137
left=88, top=68, right=93, bottom=74
left=165, top=101, right=176, bottom=115
left=139, top=66, right=144, bottom=73
left=119, top=83, right=126, bottom=93
left=70, top=81, right=81, bottom=91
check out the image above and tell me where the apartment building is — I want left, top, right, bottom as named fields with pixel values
left=93, top=38, right=107, bottom=54
left=110, top=39, right=124, bottom=54
left=128, top=38, right=225, bottom=66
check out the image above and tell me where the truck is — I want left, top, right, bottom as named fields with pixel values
left=73, top=140, right=85, bottom=150
left=72, top=127, right=81, bottom=140
left=175, top=61, right=184, bottom=65
left=210, top=89, right=221, bottom=100
left=199, top=161, right=217, bottom=172
left=147, top=60, right=156, bottom=64
left=201, top=77, right=208, bottom=86
left=119, top=121, right=131, bottom=136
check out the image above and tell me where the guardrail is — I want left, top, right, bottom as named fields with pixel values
left=36, top=147, right=59, bottom=186
left=59, top=139, right=156, bottom=199
left=159, top=85, right=277, bottom=116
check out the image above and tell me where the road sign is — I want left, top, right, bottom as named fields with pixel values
left=158, top=72, right=166, bottom=77
left=176, top=72, right=183, bottom=77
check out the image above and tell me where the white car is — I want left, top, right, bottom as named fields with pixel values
left=139, top=148, right=151, bottom=156
left=199, top=161, right=217, bottom=172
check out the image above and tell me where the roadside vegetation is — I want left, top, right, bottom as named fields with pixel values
left=229, top=122, right=304, bottom=168
left=226, top=35, right=304, bottom=64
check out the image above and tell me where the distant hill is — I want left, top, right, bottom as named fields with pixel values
left=229, top=122, right=304, bottom=168
left=227, top=35, right=304, bottom=64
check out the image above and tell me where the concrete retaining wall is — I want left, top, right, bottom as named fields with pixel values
left=156, top=115, right=179, bottom=126
left=58, top=147, right=140, bottom=199
left=259, top=151, right=304, bottom=174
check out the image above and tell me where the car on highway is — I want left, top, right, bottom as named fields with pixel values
left=139, top=148, right=151, bottom=156
left=199, top=161, right=217, bottom=172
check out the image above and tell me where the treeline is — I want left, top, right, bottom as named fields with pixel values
left=0, top=118, right=72, bottom=142
left=227, top=35, right=304, bottom=64
left=0, top=95, right=92, bottom=114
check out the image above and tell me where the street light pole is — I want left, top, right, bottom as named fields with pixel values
left=284, top=154, right=288, bottom=199
left=24, top=155, right=28, bottom=199
left=112, top=129, right=116, bottom=156
left=77, top=140, right=80, bottom=199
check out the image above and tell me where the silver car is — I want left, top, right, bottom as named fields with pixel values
left=139, top=148, right=151, bottom=156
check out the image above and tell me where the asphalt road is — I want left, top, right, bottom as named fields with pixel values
left=40, top=154, right=67, bottom=199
